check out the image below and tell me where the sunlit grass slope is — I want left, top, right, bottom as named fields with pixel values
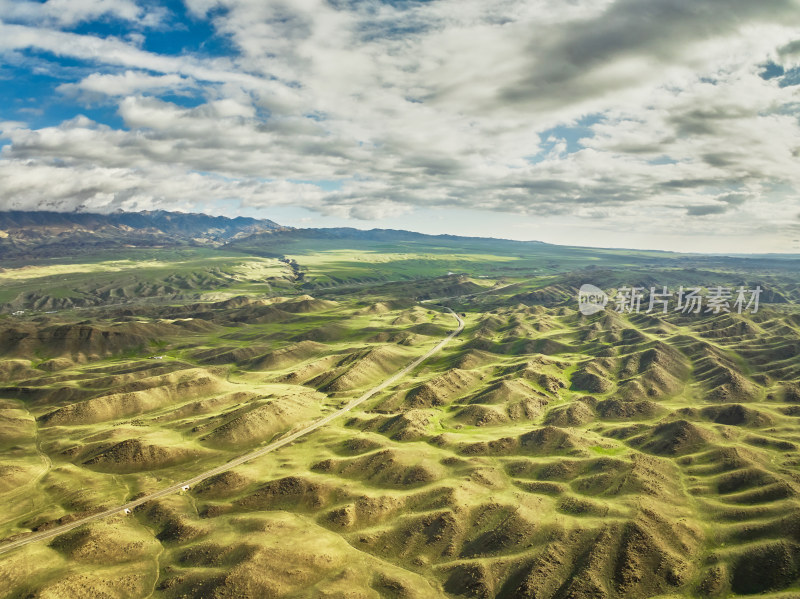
left=0, top=241, right=799, bottom=598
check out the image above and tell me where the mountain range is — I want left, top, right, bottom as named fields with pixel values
left=0, top=210, right=282, bottom=259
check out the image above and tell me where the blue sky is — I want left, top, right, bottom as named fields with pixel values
left=1, top=0, right=800, bottom=252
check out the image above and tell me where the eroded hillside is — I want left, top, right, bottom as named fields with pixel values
left=0, top=264, right=799, bottom=598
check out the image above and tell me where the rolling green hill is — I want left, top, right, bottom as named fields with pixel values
left=0, top=214, right=799, bottom=598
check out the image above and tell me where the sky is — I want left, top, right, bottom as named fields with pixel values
left=1, top=0, right=800, bottom=253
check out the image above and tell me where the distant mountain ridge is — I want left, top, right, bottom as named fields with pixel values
left=225, top=226, right=554, bottom=258
left=242, top=226, right=548, bottom=244
left=0, top=210, right=557, bottom=261
left=0, top=210, right=283, bottom=259
left=3, top=211, right=800, bottom=264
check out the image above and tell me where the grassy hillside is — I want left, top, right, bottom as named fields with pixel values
left=0, top=234, right=799, bottom=598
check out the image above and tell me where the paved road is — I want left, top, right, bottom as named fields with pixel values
left=0, top=307, right=464, bottom=557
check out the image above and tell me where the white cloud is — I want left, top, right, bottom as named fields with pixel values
left=1, top=0, right=800, bottom=250
left=0, top=0, right=164, bottom=28
left=57, top=71, right=196, bottom=99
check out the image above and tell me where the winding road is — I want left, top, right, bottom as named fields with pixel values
left=0, top=307, right=464, bottom=557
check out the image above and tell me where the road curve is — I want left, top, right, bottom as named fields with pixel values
left=0, top=307, right=464, bottom=557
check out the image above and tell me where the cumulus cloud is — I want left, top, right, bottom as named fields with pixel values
left=1, top=0, right=800, bottom=249
left=0, top=0, right=164, bottom=28
left=57, top=71, right=196, bottom=100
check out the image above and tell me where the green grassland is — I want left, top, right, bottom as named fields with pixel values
left=0, top=237, right=800, bottom=598
left=2, top=231, right=797, bottom=311
left=0, top=248, right=293, bottom=309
